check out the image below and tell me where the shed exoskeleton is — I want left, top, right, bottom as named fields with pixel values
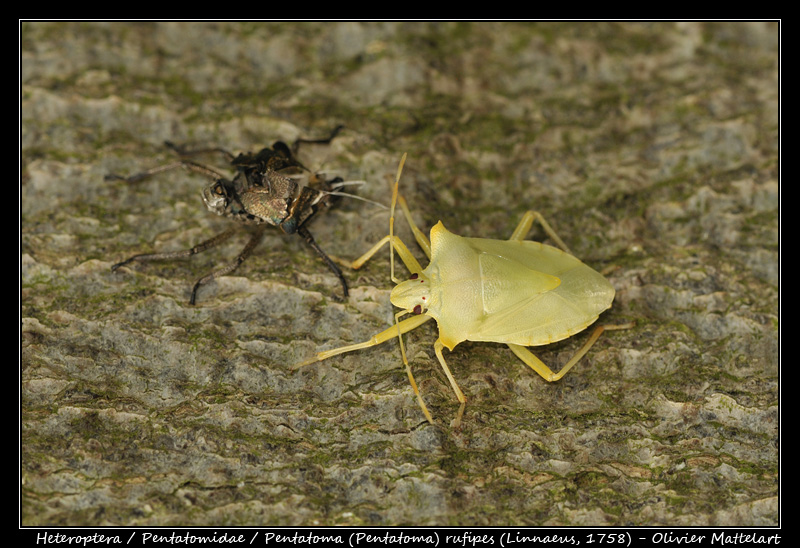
left=108, top=127, right=353, bottom=304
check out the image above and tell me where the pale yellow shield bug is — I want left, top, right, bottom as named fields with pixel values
left=295, top=154, right=632, bottom=426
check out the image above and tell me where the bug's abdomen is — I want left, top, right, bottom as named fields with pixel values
left=474, top=261, right=615, bottom=346
left=464, top=237, right=614, bottom=346
left=428, top=224, right=615, bottom=350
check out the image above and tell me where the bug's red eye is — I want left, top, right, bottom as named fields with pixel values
left=409, top=273, right=418, bottom=280
left=413, top=305, right=422, bottom=315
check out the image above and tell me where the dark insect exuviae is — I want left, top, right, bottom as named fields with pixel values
left=108, top=126, right=360, bottom=304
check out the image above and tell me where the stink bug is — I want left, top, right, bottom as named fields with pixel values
left=295, top=154, right=632, bottom=427
left=108, top=126, right=356, bottom=304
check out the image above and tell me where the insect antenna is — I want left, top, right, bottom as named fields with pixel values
left=389, top=153, right=407, bottom=284
left=312, top=180, right=388, bottom=210
left=386, top=153, right=432, bottom=423
left=394, top=308, right=433, bottom=423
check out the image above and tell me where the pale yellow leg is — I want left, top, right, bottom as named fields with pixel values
left=507, top=322, right=635, bottom=381
left=348, top=234, right=424, bottom=282
left=338, top=154, right=428, bottom=281
left=393, top=311, right=434, bottom=424
left=293, top=314, right=433, bottom=369
left=509, top=210, right=572, bottom=255
left=433, top=339, right=467, bottom=428
left=292, top=314, right=436, bottom=424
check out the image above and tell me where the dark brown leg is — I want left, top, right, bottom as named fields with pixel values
left=297, top=225, right=349, bottom=299
left=112, top=228, right=239, bottom=272
left=189, top=226, right=268, bottom=305
left=291, top=125, right=344, bottom=153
